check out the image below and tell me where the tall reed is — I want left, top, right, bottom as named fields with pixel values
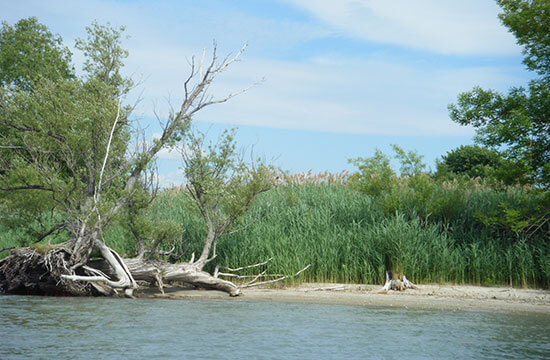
left=145, top=182, right=548, bottom=288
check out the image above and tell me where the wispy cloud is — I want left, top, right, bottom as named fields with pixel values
left=281, top=0, right=519, bottom=55
left=157, top=170, right=184, bottom=188
left=131, top=52, right=525, bottom=136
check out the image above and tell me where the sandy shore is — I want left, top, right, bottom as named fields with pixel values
left=136, top=282, right=550, bottom=314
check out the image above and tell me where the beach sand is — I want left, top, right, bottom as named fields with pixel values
left=136, top=282, right=550, bottom=314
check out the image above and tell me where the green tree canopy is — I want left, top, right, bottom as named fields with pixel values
left=434, top=144, right=529, bottom=184
left=448, top=0, right=550, bottom=186
left=497, top=0, right=550, bottom=78
left=0, top=17, right=74, bottom=90
left=438, top=145, right=503, bottom=178
left=0, top=18, right=132, bottom=241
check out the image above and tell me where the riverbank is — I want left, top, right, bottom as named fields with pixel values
left=136, top=282, right=550, bottom=314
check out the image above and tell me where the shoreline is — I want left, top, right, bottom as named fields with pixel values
left=136, top=282, right=550, bottom=314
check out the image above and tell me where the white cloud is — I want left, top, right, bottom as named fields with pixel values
left=156, top=146, right=181, bottom=161
left=157, top=170, right=184, bottom=188
left=282, top=0, right=520, bottom=55
left=133, top=52, right=524, bottom=136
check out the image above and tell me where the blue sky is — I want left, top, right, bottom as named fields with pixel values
left=4, top=0, right=532, bottom=186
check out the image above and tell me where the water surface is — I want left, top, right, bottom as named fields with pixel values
left=1, top=296, right=549, bottom=359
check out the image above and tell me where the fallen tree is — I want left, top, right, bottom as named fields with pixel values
left=0, top=19, right=304, bottom=297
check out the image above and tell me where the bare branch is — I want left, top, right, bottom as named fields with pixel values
left=240, top=264, right=311, bottom=288
left=36, top=223, right=66, bottom=243
left=217, top=272, right=285, bottom=279
left=221, top=257, right=273, bottom=272
left=0, top=185, right=53, bottom=192
left=0, top=121, right=66, bottom=142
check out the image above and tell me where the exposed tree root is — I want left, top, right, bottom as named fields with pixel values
left=61, top=240, right=138, bottom=297
left=0, top=248, right=239, bottom=297
left=0, top=247, right=96, bottom=296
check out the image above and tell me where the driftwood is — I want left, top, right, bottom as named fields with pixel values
left=379, top=271, right=418, bottom=292
left=214, top=258, right=311, bottom=289
left=125, top=257, right=241, bottom=296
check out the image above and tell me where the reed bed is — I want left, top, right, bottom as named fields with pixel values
left=145, top=181, right=548, bottom=288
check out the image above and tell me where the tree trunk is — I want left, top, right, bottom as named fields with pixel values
left=93, top=257, right=241, bottom=296
left=379, top=271, right=417, bottom=292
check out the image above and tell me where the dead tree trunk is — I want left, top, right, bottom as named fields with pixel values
left=379, top=271, right=418, bottom=292
left=0, top=247, right=242, bottom=297
left=125, top=257, right=241, bottom=296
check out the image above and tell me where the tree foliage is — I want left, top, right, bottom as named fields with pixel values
left=434, top=145, right=529, bottom=184
left=348, top=149, right=395, bottom=196
left=497, top=0, right=550, bottom=78
left=439, top=145, right=503, bottom=177
left=448, top=0, right=550, bottom=186
left=0, top=17, right=74, bottom=90
left=391, top=144, right=426, bottom=177
left=181, top=128, right=275, bottom=267
left=0, top=18, right=132, bottom=241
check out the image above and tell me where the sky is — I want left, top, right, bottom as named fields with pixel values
left=4, top=0, right=532, bottom=186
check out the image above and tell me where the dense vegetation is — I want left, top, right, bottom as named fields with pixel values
left=116, top=173, right=549, bottom=288
left=4, top=170, right=546, bottom=288
left=449, top=0, right=550, bottom=186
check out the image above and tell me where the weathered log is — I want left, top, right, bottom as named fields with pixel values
left=74, top=257, right=241, bottom=296
left=124, top=258, right=241, bottom=296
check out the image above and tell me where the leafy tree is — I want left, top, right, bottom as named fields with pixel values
left=391, top=144, right=426, bottom=177
left=179, top=128, right=275, bottom=269
left=0, top=19, right=132, bottom=244
left=75, top=21, right=133, bottom=93
left=497, top=0, right=550, bottom=78
left=448, top=0, right=550, bottom=186
left=0, top=18, right=257, bottom=296
left=348, top=149, right=395, bottom=196
left=0, top=17, right=74, bottom=90
left=438, top=145, right=503, bottom=177
left=435, top=144, right=535, bottom=185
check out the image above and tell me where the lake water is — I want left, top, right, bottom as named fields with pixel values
left=1, top=295, right=549, bottom=359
